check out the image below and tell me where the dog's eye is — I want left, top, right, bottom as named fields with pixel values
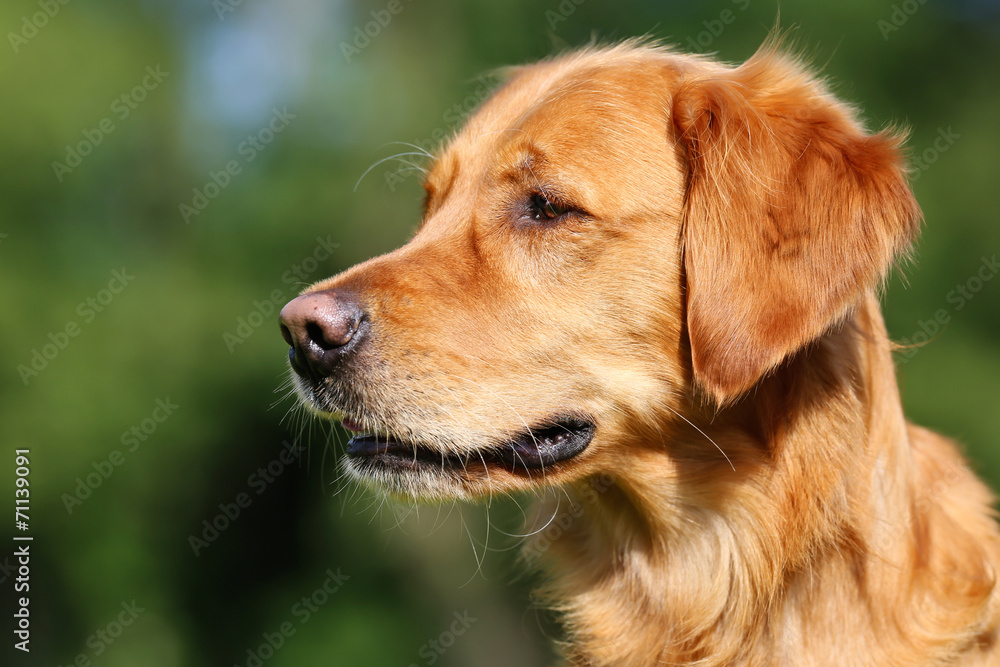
left=528, top=193, right=571, bottom=222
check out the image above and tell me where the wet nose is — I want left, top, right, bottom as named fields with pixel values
left=278, top=290, right=366, bottom=379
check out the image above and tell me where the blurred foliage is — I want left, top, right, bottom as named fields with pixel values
left=0, top=0, right=997, bottom=665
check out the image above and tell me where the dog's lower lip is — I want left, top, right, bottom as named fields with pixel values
left=345, top=433, right=461, bottom=467
left=494, top=417, right=596, bottom=471
left=343, top=417, right=596, bottom=473
left=346, top=434, right=406, bottom=457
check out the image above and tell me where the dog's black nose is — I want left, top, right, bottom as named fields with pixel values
left=279, top=290, right=366, bottom=379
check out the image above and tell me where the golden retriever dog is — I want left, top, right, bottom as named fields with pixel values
left=278, top=40, right=1000, bottom=666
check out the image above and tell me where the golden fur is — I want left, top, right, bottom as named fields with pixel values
left=281, top=41, right=1000, bottom=665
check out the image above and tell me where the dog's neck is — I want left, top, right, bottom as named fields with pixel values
left=529, top=294, right=998, bottom=667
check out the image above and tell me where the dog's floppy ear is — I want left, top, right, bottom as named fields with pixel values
left=671, top=47, right=921, bottom=405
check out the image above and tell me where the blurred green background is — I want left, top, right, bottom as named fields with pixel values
left=1, top=0, right=998, bottom=665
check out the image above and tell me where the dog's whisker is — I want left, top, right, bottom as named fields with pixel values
left=386, top=159, right=428, bottom=177
left=379, top=140, right=435, bottom=159
left=354, top=151, right=433, bottom=192
left=663, top=402, right=735, bottom=472
left=458, top=511, right=488, bottom=587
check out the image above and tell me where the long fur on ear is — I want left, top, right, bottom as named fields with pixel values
left=672, top=45, right=922, bottom=405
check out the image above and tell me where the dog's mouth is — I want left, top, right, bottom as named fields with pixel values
left=343, top=416, right=596, bottom=475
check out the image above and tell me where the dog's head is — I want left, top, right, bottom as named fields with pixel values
left=279, top=42, right=919, bottom=500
